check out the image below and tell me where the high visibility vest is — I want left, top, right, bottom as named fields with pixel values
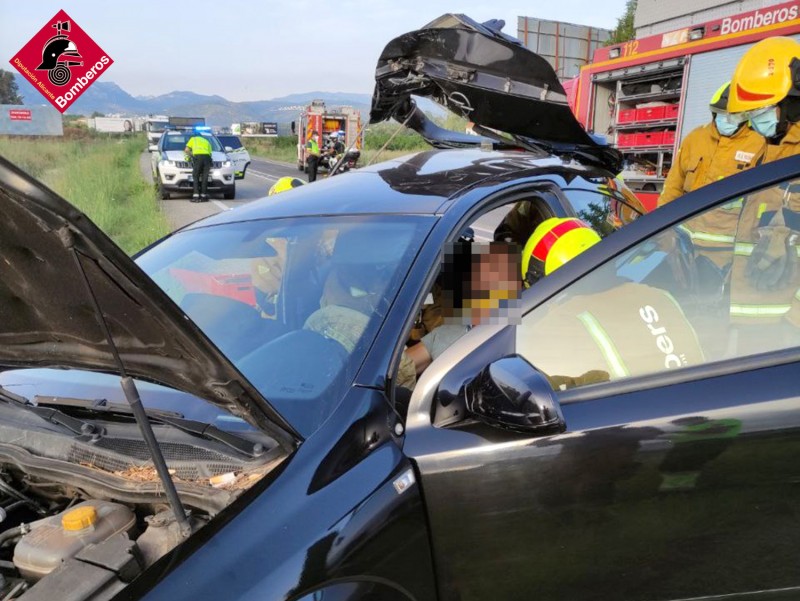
left=187, top=136, right=212, bottom=156
left=306, top=138, right=320, bottom=156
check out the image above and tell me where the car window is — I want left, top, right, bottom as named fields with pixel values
left=137, top=215, right=433, bottom=436
left=217, top=135, right=243, bottom=150
left=517, top=177, right=800, bottom=391
left=161, top=133, right=222, bottom=152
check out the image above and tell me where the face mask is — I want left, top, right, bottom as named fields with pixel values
left=714, top=113, right=740, bottom=137
left=750, top=107, right=779, bottom=138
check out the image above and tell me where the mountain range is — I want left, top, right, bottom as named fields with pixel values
left=12, top=73, right=443, bottom=126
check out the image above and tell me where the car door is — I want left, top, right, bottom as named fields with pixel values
left=404, top=171, right=800, bottom=600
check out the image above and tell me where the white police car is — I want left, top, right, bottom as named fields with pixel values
left=150, top=130, right=236, bottom=200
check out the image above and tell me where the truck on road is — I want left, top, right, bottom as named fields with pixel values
left=295, top=100, right=362, bottom=173
left=569, top=0, right=800, bottom=209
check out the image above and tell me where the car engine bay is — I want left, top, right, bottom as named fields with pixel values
left=0, top=402, right=286, bottom=600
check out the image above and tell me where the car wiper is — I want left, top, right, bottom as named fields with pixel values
left=0, top=386, right=102, bottom=439
left=34, top=396, right=265, bottom=459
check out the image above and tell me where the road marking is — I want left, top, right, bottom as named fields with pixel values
left=248, top=170, right=279, bottom=182
left=212, top=200, right=229, bottom=211
left=254, top=157, right=297, bottom=168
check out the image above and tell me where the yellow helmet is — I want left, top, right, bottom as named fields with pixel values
left=709, top=81, right=731, bottom=113
left=728, top=37, right=800, bottom=113
left=268, top=176, right=304, bottom=196
left=521, top=217, right=601, bottom=287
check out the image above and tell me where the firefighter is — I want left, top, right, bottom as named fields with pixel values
left=659, top=82, right=765, bottom=208
left=725, top=36, right=800, bottom=347
left=184, top=132, right=213, bottom=202
left=659, top=82, right=766, bottom=269
left=305, top=129, right=321, bottom=182
left=268, top=176, right=304, bottom=196
left=518, top=218, right=705, bottom=389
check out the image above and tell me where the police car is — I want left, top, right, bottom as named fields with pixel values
left=216, top=134, right=251, bottom=179
left=150, top=129, right=236, bottom=200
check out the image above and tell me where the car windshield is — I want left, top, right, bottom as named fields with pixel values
left=136, top=215, right=433, bottom=436
left=148, top=121, right=168, bottom=133
left=217, top=135, right=243, bottom=150
left=162, top=133, right=223, bottom=152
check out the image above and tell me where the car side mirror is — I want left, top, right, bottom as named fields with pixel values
left=148, top=144, right=158, bottom=152
left=465, top=355, right=565, bottom=434
left=224, top=146, right=233, bottom=152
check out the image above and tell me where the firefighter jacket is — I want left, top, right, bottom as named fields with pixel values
left=659, top=122, right=765, bottom=207
left=729, top=121, right=800, bottom=326
left=659, top=122, right=766, bottom=268
left=518, top=282, right=705, bottom=389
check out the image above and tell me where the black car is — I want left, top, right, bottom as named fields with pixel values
left=1, top=14, right=800, bottom=601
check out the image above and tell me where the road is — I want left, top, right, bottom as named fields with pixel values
left=140, top=153, right=308, bottom=231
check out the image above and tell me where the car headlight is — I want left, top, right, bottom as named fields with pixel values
left=223, top=160, right=232, bottom=168
left=159, top=160, right=175, bottom=167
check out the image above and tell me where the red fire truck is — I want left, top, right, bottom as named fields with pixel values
left=570, top=0, right=800, bottom=209
left=295, top=101, right=362, bottom=173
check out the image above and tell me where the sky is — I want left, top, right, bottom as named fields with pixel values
left=0, top=0, right=628, bottom=102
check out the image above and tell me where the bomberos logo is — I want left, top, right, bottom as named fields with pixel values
left=9, top=9, right=114, bottom=113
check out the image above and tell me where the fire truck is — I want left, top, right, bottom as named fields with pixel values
left=295, top=100, right=362, bottom=172
left=570, top=0, right=800, bottom=210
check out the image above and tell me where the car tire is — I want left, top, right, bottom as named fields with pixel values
left=224, top=185, right=236, bottom=200
left=157, top=176, right=170, bottom=200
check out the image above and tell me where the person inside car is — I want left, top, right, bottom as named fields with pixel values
left=404, top=239, right=522, bottom=378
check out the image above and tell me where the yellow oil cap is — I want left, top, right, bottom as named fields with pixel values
left=62, top=506, right=97, bottom=531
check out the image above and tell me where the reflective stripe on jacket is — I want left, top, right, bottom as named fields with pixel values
left=659, top=122, right=765, bottom=207
left=729, top=121, right=800, bottom=324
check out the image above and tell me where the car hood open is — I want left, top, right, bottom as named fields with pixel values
left=0, top=156, right=300, bottom=448
left=370, top=14, right=622, bottom=172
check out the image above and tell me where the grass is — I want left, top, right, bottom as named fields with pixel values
left=0, top=133, right=170, bottom=254
left=245, top=121, right=433, bottom=167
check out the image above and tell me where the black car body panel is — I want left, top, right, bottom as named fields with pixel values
left=370, top=14, right=623, bottom=173
left=0, top=157, right=299, bottom=445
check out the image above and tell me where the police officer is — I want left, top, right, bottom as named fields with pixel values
left=184, top=132, right=213, bottom=202
left=725, top=37, right=800, bottom=344
left=305, top=129, right=321, bottom=182
left=659, top=82, right=766, bottom=269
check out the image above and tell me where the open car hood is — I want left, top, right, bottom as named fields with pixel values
left=0, top=156, right=300, bottom=447
left=371, top=14, right=622, bottom=173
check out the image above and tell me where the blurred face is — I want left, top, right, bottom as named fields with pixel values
left=442, top=242, right=521, bottom=326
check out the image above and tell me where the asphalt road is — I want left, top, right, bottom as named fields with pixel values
left=141, top=153, right=308, bottom=231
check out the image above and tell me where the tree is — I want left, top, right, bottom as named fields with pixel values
left=0, top=69, right=23, bottom=105
left=606, top=0, right=637, bottom=45
left=90, top=111, right=105, bottom=118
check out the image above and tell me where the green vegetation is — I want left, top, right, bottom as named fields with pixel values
left=243, top=136, right=298, bottom=163
left=0, top=134, right=170, bottom=254
left=0, top=69, right=22, bottom=104
left=606, top=0, right=637, bottom=45
left=246, top=112, right=469, bottom=166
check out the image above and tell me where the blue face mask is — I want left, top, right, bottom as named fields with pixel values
left=714, top=113, right=740, bottom=137
left=750, top=107, right=779, bottom=138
